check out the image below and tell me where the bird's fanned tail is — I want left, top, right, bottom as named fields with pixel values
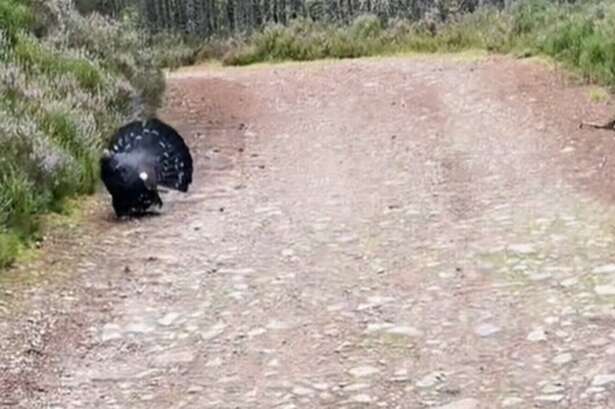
left=148, top=119, right=193, bottom=192
left=109, top=118, right=193, bottom=192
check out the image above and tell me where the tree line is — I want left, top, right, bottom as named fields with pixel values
left=75, top=0, right=512, bottom=38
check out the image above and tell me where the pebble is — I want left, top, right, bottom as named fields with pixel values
left=248, top=328, right=267, bottom=338
left=158, top=312, right=180, bottom=327
left=594, top=285, right=615, bottom=296
left=434, top=398, right=479, bottom=409
left=267, top=320, right=293, bottom=330
left=534, top=394, right=564, bottom=403
left=527, top=328, right=547, bottom=342
left=474, top=323, right=501, bottom=337
left=153, top=350, right=195, bottom=365
left=101, top=323, right=122, bottom=342
left=205, top=357, right=223, bottom=367
left=592, top=374, right=615, bottom=387
left=416, top=372, right=445, bottom=388
left=591, top=337, right=610, bottom=347
left=281, top=248, right=295, bottom=257
left=542, top=384, right=565, bottom=394
left=552, top=353, right=573, bottom=366
left=187, top=385, right=204, bottom=394
left=201, top=322, right=226, bottom=340
left=350, top=394, right=372, bottom=404
left=125, top=322, right=155, bottom=334
left=528, top=272, right=551, bottom=281
left=508, top=244, right=536, bottom=255
left=386, top=326, right=423, bottom=337
left=312, top=383, right=329, bottom=391
left=357, top=296, right=395, bottom=311
left=366, top=323, right=395, bottom=333
left=560, top=278, right=578, bottom=288
left=291, top=386, right=314, bottom=396
left=344, top=383, right=371, bottom=391
left=349, top=366, right=380, bottom=378
left=592, top=264, right=615, bottom=274
left=501, top=397, right=523, bottom=407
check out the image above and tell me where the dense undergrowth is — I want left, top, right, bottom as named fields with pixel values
left=205, top=0, right=615, bottom=88
left=0, top=0, right=165, bottom=268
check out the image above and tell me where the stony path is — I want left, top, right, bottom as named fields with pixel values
left=3, top=55, right=615, bottom=408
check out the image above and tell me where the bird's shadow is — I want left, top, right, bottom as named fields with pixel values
left=106, top=210, right=163, bottom=223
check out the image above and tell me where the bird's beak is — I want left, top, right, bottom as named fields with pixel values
left=102, top=148, right=112, bottom=159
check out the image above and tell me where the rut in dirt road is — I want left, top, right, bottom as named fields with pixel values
left=6, top=56, right=615, bottom=409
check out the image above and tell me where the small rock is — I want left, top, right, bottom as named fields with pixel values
left=350, top=394, right=372, bottom=404
left=591, top=337, right=610, bottom=347
left=592, top=374, right=615, bottom=387
left=125, top=322, right=155, bottom=334
left=158, top=312, right=180, bottom=327
left=534, top=394, right=564, bottom=403
left=593, top=264, right=615, bottom=274
left=267, top=358, right=280, bottom=367
left=201, top=322, right=226, bottom=340
left=508, top=244, right=536, bottom=255
left=560, top=278, right=578, bottom=288
left=552, top=353, right=573, bottom=366
left=248, top=328, right=267, bottom=338
left=542, top=383, right=565, bottom=394
left=357, top=296, right=395, bottom=311
left=312, top=383, right=329, bottom=391
left=366, top=323, right=394, bottom=333
left=416, top=372, right=446, bottom=388
left=434, top=398, right=479, bottom=409
left=344, top=383, right=371, bottom=391
left=595, top=285, right=615, bottom=296
left=187, top=385, right=204, bottom=394
left=392, top=368, right=410, bottom=382
left=267, top=320, right=293, bottom=330
left=349, top=366, right=380, bottom=378
left=527, top=328, right=547, bottom=342
left=528, top=272, right=551, bottom=281
left=501, top=397, right=523, bottom=407
left=205, top=357, right=223, bottom=367
left=101, top=323, right=122, bottom=342
left=386, top=326, right=423, bottom=337
left=292, top=386, right=313, bottom=396
left=474, top=323, right=501, bottom=337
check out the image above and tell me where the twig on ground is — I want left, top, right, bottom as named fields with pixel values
left=579, top=119, right=615, bottom=130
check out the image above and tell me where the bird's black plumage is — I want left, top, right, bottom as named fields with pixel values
left=100, top=118, right=193, bottom=217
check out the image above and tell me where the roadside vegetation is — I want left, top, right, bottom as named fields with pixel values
left=0, top=0, right=165, bottom=268
left=97, top=0, right=615, bottom=88
left=222, top=1, right=615, bottom=88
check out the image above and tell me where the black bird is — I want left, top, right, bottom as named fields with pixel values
left=100, top=118, right=193, bottom=217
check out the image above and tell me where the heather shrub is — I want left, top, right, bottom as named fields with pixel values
left=0, top=0, right=165, bottom=268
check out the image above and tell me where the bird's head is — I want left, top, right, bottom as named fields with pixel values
left=101, top=148, right=113, bottom=160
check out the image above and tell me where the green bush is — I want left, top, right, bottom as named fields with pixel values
left=0, top=0, right=166, bottom=268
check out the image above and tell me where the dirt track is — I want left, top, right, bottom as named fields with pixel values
left=3, top=55, right=615, bottom=408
